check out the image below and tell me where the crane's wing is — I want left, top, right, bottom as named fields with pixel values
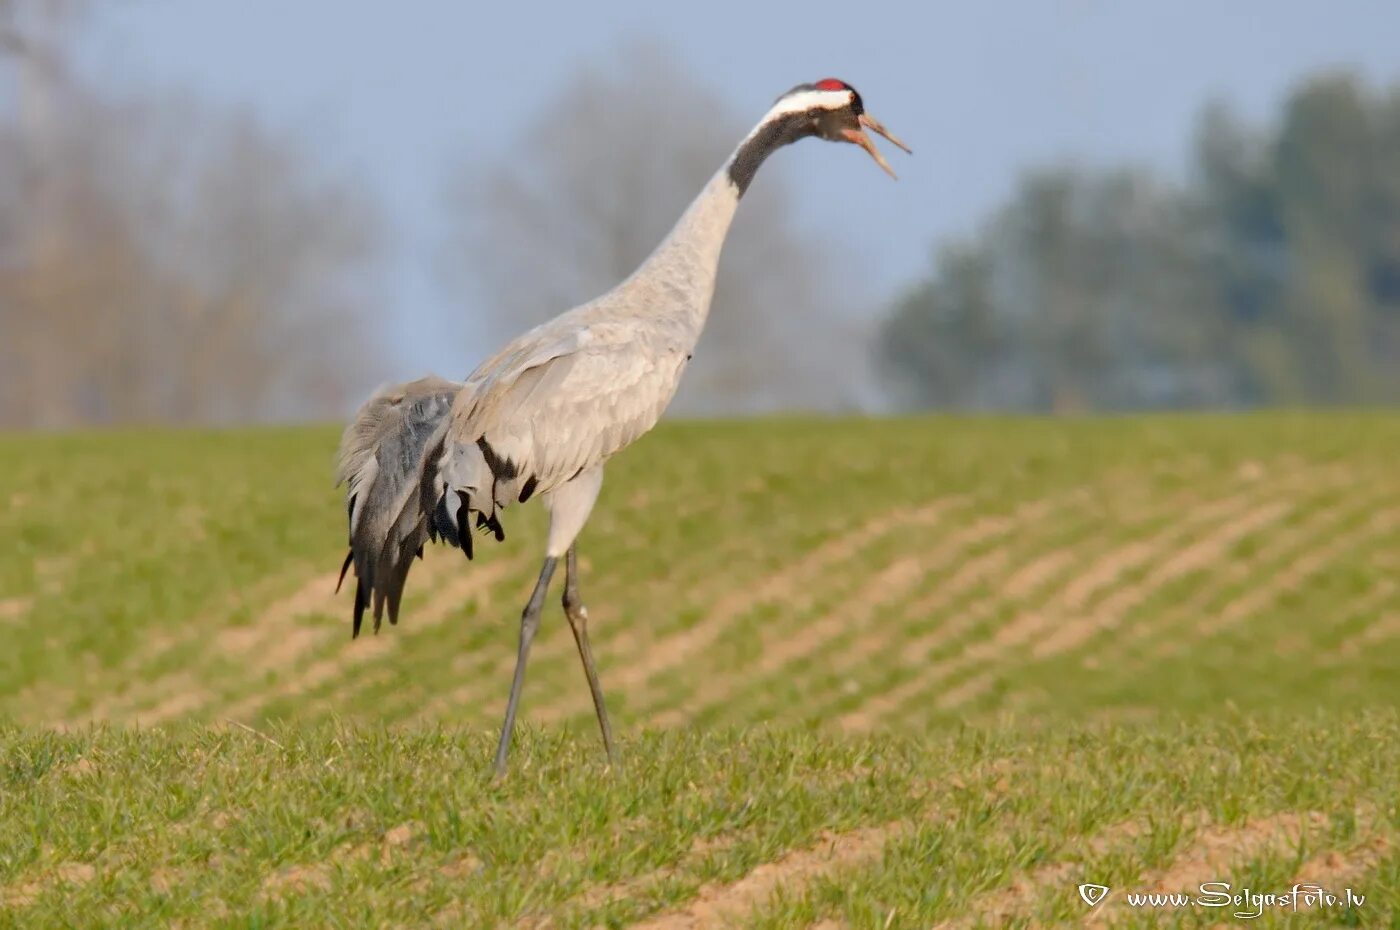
left=336, top=375, right=464, bottom=636
left=431, top=331, right=686, bottom=536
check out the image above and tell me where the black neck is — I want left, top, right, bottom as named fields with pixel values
left=726, top=111, right=814, bottom=197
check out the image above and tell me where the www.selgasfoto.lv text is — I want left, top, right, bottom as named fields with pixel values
left=1123, top=883, right=1364, bottom=918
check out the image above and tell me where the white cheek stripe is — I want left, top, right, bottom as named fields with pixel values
left=729, top=87, right=853, bottom=158
left=762, top=89, right=852, bottom=121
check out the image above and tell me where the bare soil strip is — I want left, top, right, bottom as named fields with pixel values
left=93, top=548, right=454, bottom=726
left=307, top=556, right=527, bottom=719
left=791, top=490, right=1096, bottom=733
left=939, top=499, right=1295, bottom=711
left=425, top=498, right=970, bottom=724
left=662, top=496, right=1056, bottom=725
left=0, top=595, right=32, bottom=624
left=832, top=494, right=1108, bottom=730
left=834, top=560, right=1075, bottom=733
left=214, top=569, right=356, bottom=666
left=567, top=832, right=742, bottom=917
left=87, top=545, right=518, bottom=727
left=813, top=547, right=1080, bottom=726
left=515, top=497, right=970, bottom=726
left=61, top=566, right=341, bottom=725
left=1333, top=577, right=1400, bottom=658
left=1062, top=495, right=1387, bottom=687
left=516, top=761, right=934, bottom=927
left=132, top=676, right=214, bottom=727
left=609, top=498, right=968, bottom=697
left=1207, top=506, right=1398, bottom=631
left=652, top=491, right=1096, bottom=728
left=653, top=555, right=929, bottom=727
left=1, top=862, right=97, bottom=909
left=411, top=559, right=619, bottom=723
left=1068, top=473, right=1390, bottom=677
left=925, top=483, right=1261, bottom=707
left=848, top=470, right=1292, bottom=723
left=0, top=806, right=216, bottom=910
left=1030, top=500, right=1292, bottom=660
left=259, top=820, right=423, bottom=900
left=928, top=818, right=1155, bottom=930
left=1292, top=817, right=1390, bottom=897
left=1056, top=460, right=1340, bottom=615
left=615, top=755, right=1025, bottom=929
left=214, top=554, right=524, bottom=722
left=628, top=822, right=903, bottom=930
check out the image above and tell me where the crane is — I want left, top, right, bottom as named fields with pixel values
left=336, top=78, right=909, bottom=777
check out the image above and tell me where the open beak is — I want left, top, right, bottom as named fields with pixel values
left=843, top=113, right=912, bottom=179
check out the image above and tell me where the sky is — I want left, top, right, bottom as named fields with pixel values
left=30, top=1, right=1400, bottom=378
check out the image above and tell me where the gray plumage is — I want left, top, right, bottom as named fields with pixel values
left=337, top=167, right=740, bottom=638
left=332, top=79, right=907, bottom=776
left=336, top=375, right=462, bottom=635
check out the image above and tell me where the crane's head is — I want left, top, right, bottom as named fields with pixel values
left=728, top=77, right=911, bottom=195
left=773, top=78, right=911, bottom=178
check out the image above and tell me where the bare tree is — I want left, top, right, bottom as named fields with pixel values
left=440, top=43, right=866, bottom=413
left=0, top=1, right=384, bottom=427
left=107, top=98, right=384, bottom=423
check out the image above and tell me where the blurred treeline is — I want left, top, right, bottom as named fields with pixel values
left=880, top=74, right=1400, bottom=411
left=2, top=1, right=1398, bottom=426
left=0, top=2, right=380, bottom=428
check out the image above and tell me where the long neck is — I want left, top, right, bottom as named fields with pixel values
left=621, top=104, right=813, bottom=337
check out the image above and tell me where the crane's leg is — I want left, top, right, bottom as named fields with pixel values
left=490, top=464, right=605, bottom=778
left=562, top=544, right=616, bottom=764
left=492, top=555, right=557, bottom=778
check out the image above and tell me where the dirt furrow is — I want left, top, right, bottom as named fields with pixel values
left=214, top=555, right=524, bottom=722
left=929, top=818, right=1154, bottom=930
left=512, top=497, right=970, bottom=727
left=610, top=497, right=968, bottom=697
left=847, top=470, right=1291, bottom=723
left=1030, top=500, right=1292, bottom=659
left=628, top=822, right=902, bottom=930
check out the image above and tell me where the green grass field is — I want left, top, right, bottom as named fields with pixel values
left=2, top=414, right=1398, bottom=927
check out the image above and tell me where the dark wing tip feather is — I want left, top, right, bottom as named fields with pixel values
left=336, top=549, right=354, bottom=594
left=429, top=492, right=458, bottom=548
left=455, top=490, right=474, bottom=560
left=475, top=512, right=506, bottom=542
left=352, top=580, right=367, bottom=638
left=475, top=436, right=518, bottom=479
